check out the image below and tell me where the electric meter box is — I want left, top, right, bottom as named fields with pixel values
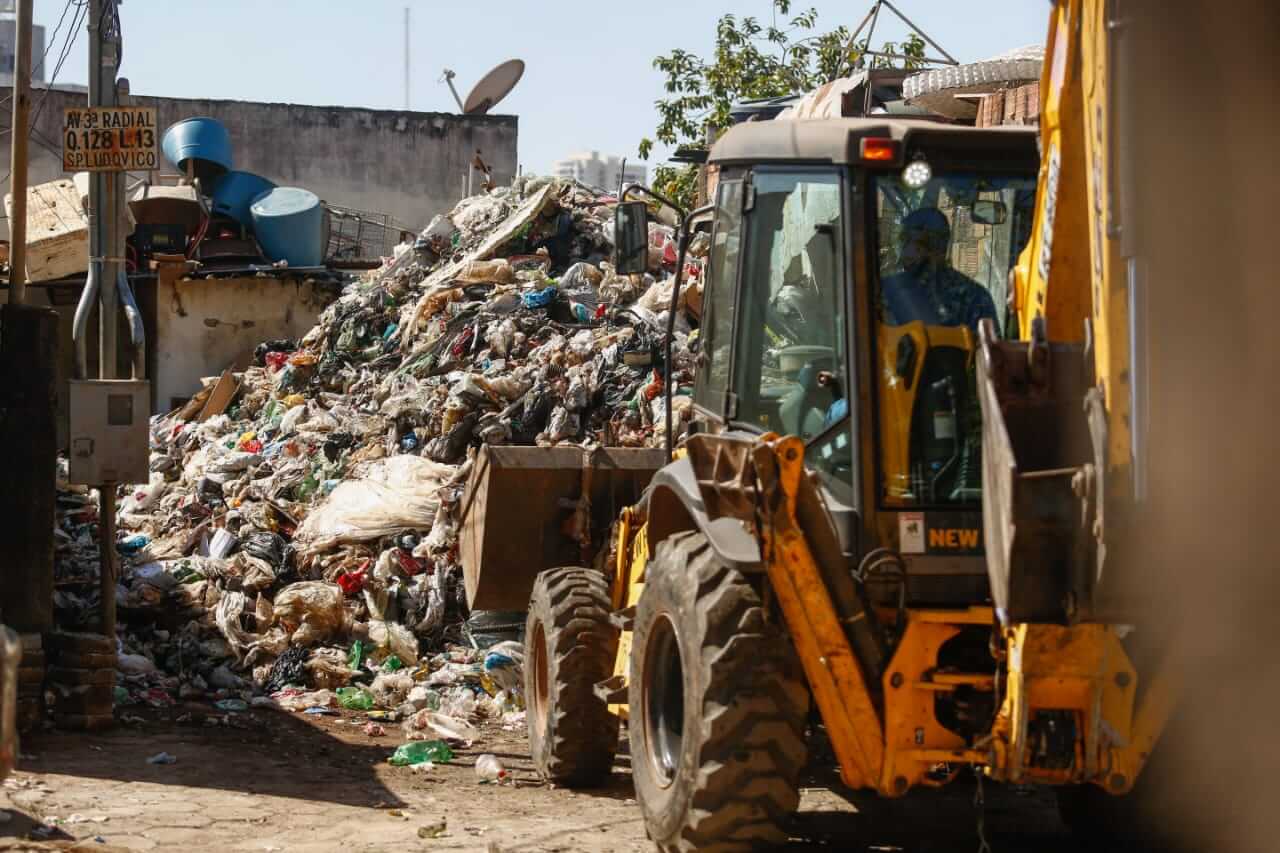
left=68, top=379, right=151, bottom=485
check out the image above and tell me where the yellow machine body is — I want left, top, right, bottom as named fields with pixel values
left=875, top=322, right=973, bottom=503
left=601, top=429, right=1168, bottom=797
left=1014, top=0, right=1131, bottom=486
left=585, top=0, right=1172, bottom=810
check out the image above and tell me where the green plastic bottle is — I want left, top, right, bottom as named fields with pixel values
left=388, top=740, right=454, bottom=766
left=335, top=687, right=375, bottom=710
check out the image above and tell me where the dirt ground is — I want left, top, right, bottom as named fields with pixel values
left=0, top=705, right=1084, bottom=853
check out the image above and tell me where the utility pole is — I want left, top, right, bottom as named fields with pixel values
left=88, top=0, right=123, bottom=640
left=89, top=0, right=121, bottom=383
left=7, top=0, right=32, bottom=306
left=403, top=7, right=410, bottom=110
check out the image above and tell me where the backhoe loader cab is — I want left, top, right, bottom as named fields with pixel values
left=523, top=118, right=1164, bottom=852
left=693, top=118, right=1037, bottom=599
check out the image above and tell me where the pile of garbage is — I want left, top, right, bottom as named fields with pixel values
left=52, top=174, right=706, bottom=729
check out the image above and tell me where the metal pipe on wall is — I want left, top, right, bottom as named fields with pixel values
left=117, top=268, right=145, bottom=379
left=72, top=265, right=100, bottom=379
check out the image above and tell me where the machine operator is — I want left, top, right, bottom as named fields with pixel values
left=880, top=206, right=996, bottom=335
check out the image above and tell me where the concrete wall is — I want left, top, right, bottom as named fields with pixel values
left=28, top=268, right=337, bottom=447
left=0, top=86, right=517, bottom=234
left=152, top=272, right=334, bottom=413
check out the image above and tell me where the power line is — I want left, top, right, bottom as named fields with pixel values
left=1, top=0, right=89, bottom=188
left=28, top=0, right=88, bottom=130
left=36, top=0, right=81, bottom=79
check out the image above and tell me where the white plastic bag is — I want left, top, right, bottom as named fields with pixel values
left=272, top=582, right=348, bottom=645
left=295, top=456, right=455, bottom=551
left=368, top=618, right=419, bottom=665
left=402, top=709, right=481, bottom=745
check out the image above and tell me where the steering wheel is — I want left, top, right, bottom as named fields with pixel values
left=777, top=345, right=836, bottom=439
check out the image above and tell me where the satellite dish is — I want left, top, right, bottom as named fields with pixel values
left=461, top=59, right=525, bottom=115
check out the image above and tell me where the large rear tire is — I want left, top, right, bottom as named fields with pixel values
left=524, top=566, right=620, bottom=787
left=629, top=531, right=808, bottom=852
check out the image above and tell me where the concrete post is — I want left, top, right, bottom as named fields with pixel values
left=0, top=304, right=58, bottom=632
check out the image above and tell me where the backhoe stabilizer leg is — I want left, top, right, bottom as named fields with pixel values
left=1106, top=650, right=1176, bottom=794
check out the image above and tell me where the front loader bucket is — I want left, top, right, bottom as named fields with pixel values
left=458, top=445, right=665, bottom=611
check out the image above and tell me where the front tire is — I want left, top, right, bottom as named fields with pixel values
left=524, top=566, right=620, bottom=786
left=629, top=531, right=808, bottom=852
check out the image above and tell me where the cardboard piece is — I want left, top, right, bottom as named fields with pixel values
left=196, top=369, right=239, bottom=422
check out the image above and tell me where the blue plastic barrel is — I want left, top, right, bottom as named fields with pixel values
left=210, top=171, right=276, bottom=229
left=250, top=187, right=326, bottom=267
left=161, top=117, right=232, bottom=183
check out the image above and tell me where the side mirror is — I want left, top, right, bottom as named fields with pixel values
left=971, top=199, right=1008, bottom=226
left=613, top=200, right=649, bottom=274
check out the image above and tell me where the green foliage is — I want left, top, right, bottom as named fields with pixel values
left=639, top=1, right=928, bottom=159
left=651, top=163, right=700, bottom=212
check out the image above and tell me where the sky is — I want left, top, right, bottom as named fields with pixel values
left=28, top=0, right=1048, bottom=176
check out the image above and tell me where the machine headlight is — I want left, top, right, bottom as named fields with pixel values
left=902, top=156, right=932, bottom=189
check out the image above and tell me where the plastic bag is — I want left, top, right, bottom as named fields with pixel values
left=402, top=709, right=480, bottom=745
left=274, top=688, right=337, bottom=712
left=230, top=552, right=276, bottom=594
left=336, top=686, right=375, bottom=710
left=456, top=258, right=514, bottom=284
left=272, top=582, right=348, bottom=645
left=264, top=645, right=309, bottom=692
left=438, top=686, right=478, bottom=719
left=214, top=591, right=254, bottom=659
left=368, top=619, right=419, bottom=666
left=120, top=474, right=169, bottom=516
left=305, top=647, right=353, bottom=689
left=242, top=532, right=289, bottom=571
left=279, top=404, right=308, bottom=434
left=406, top=685, right=442, bottom=712
left=369, top=671, right=414, bottom=708
left=294, top=456, right=455, bottom=552
left=483, top=641, right=525, bottom=694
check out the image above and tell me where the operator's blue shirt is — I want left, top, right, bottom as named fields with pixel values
left=881, top=265, right=997, bottom=335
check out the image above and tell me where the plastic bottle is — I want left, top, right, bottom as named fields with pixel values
left=475, top=754, right=507, bottom=782
left=335, top=687, right=375, bottom=710
left=388, top=740, right=454, bottom=766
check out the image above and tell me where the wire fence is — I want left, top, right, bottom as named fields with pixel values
left=325, top=203, right=413, bottom=264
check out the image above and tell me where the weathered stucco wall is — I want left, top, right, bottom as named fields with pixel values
left=153, top=273, right=334, bottom=413
left=1, top=86, right=517, bottom=234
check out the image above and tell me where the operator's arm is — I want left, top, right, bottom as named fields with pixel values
left=965, top=286, right=998, bottom=335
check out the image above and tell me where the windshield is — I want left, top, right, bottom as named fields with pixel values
left=872, top=170, right=1036, bottom=507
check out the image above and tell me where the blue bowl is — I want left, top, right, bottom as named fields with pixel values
left=210, top=171, right=276, bottom=229
left=251, top=187, right=325, bottom=267
left=161, top=117, right=232, bottom=183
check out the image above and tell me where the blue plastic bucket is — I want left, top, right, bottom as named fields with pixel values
left=161, top=117, right=232, bottom=183
left=250, top=187, right=325, bottom=267
left=210, top=171, right=276, bottom=229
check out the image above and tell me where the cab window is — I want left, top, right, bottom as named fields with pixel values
left=732, top=170, right=846, bottom=445
left=693, top=180, right=742, bottom=415
left=871, top=170, right=1036, bottom=506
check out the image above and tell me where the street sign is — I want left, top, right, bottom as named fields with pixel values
left=62, top=106, right=159, bottom=172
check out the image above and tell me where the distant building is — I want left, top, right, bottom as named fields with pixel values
left=0, top=7, right=45, bottom=87
left=552, top=150, right=646, bottom=191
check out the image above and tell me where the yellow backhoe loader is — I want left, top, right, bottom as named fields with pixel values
left=517, top=4, right=1178, bottom=848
